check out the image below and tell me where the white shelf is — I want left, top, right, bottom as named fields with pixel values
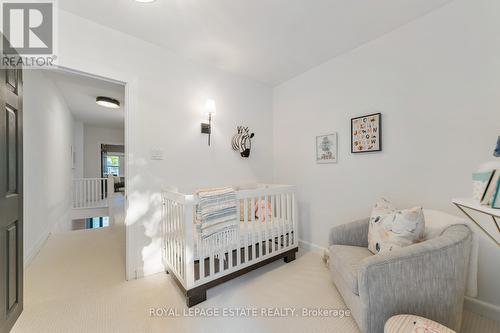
left=452, top=198, right=500, bottom=246
left=452, top=198, right=500, bottom=218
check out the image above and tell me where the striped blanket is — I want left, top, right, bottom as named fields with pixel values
left=195, top=187, right=238, bottom=256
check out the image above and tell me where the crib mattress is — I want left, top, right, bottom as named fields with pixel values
left=194, top=218, right=293, bottom=258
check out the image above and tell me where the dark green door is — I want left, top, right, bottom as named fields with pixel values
left=0, top=66, right=23, bottom=333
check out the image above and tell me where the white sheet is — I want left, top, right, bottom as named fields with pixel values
left=194, top=218, right=293, bottom=258
left=423, top=209, right=478, bottom=298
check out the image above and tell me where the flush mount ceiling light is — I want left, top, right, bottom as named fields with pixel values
left=135, top=0, right=156, bottom=3
left=96, top=96, right=120, bottom=109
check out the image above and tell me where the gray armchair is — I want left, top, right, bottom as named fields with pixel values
left=329, top=217, right=472, bottom=333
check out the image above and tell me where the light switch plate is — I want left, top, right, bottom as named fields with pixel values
left=150, top=149, right=164, bottom=160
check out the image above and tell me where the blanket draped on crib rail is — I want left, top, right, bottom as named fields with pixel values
left=196, top=187, right=238, bottom=257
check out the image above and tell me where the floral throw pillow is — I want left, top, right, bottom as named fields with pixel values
left=368, top=199, right=426, bottom=254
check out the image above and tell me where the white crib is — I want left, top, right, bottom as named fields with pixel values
left=161, top=184, right=299, bottom=307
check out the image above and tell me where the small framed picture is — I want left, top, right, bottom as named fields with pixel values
left=316, top=133, right=338, bottom=164
left=351, top=113, right=382, bottom=153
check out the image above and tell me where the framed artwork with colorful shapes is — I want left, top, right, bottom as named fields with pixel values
left=351, top=113, right=382, bottom=153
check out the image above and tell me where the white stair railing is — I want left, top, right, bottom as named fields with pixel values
left=73, top=178, right=110, bottom=209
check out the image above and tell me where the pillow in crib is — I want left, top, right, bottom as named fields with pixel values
left=368, top=198, right=425, bottom=254
left=239, top=199, right=272, bottom=222
left=255, top=200, right=272, bottom=222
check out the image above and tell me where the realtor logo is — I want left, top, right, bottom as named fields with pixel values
left=2, top=2, right=53, bottom=55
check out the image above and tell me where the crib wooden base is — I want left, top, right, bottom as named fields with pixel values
left=167, top=247, right=298, bottom=308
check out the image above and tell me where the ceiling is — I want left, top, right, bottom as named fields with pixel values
left=43, top=70, right=125, bottom=128
left=57, top=0, right=452, bottom=85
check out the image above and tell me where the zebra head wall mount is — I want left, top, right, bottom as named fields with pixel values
left=232, top=126, right=255, bottom=158
left=201, top=99, right=216, bottom=146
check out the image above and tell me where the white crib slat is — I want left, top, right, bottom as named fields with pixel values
left=181, top=205, right=186, bottom=281
left=268, top=194, right=275, bottom=253
left=259, top=196, right=263, bottom=258
left=281, top=194, right=286, bottom=248
left=252, top=197, right=258, bottom=261
left=178, top=204, right=182, bottom=276
left=180, top=205, right=184, bottom=277
left=163, top=199, right=170, bottom=264
left=173, top=203, right=177, bottom=273
left=199, top=211, right=205, bottom=281
left=261, top=196, right=265, bottom=257
left=161, top=198, right=165, bottom=261
left=236, top=200, right=241, bottom=268
left=255, top=196, right=260, bottom=258
left=270, top=195, right=276, bottom=253
left=276, top=194, right=280, bottom=250
left=171, top=201, right=175, bottom=272
left=164, top=199, right=168, bottom=264
left=173, top=202, right=177, bottom=272
left=175, top=203, right=179, bottom=274
left=287, top=193, right=293, bottom=246
left=179, top=205, right=182, bottom=276
left=263, top=195, right=269, bottom=257
left=210, top=253, right=215, bottom=277
left=263, top=195, right=269, bottom=256
left=168, top=201, right=172, bottom=269
left=276, top=194, right=280, bottom=248
left=244, top=199, right=249, bottom=264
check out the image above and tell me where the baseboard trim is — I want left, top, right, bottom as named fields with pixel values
left=24, top=231, right=51, bottom=268
left=298, top=239, right=327, bottom=254
left=464, top=296, right=500, bottom=323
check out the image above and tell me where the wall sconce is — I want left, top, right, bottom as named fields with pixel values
left=201, top=99, right=216, bottom=146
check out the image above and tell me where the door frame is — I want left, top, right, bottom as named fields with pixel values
left=43, top=65, right=137, bottom=281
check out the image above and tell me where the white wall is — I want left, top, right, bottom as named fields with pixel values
left=83, top=125, right=124, bottom=178
left=273, top=0, right=500, bottom=313
left=24, top=70, right=76, bottom=264
left=56, top=10, right=274, bottom=278
left=73, top=121, right=84, bottom=179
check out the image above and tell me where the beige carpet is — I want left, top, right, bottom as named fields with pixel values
left=12, top=223, right=500, bottom=333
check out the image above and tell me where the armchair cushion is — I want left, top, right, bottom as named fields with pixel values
left=329, top=245, right=372, bottom=295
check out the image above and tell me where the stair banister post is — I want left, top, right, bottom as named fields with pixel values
left=108, top=175, right=115, bottom=225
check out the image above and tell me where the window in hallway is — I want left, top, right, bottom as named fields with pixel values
left=87, top=216, right=110, bottom=229
left=72, top=216, right=110, bottom=230
left=106, top=155, right=120, bottom=176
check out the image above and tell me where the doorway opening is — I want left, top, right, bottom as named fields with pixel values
left=23, top=65, right=132, bottom=282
